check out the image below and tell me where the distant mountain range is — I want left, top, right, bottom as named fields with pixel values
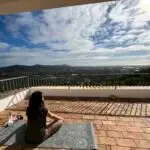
left=0, top=65, right=150, bottom=79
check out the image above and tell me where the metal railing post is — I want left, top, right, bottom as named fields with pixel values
left=17, top=78, right=19, bottom=90
left=40, top=77, right=42, bottom=86
left=12, top=79, right=15, bottom=91
left=1, top=81, right=5, bottom=97
left=21, top=77, right=23, bottom=89
left=32, top=77, right=34, bottom=87
left=27, top=77, right=30, bottom=88
left=34, top=77, right=36, bottom=87
left=46, top=78, right=48, bottom=86
left=37, top=77, right=39, bottom=86
left=23, top=77, right=26, bottom=89
left=8, top=80, right=11, bottom=91
left=2, top=81, right=5, bottom=92
left=6, top=80, right=8, bottom=92
left=14, top=79, right=17, bottom=90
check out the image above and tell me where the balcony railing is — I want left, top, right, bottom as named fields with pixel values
left=0, top=73, right=150, bottom=99
left=0, top=76, right=29, bottom=98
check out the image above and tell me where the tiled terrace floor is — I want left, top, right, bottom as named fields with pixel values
left=0, top=99, right=150, bottom=150
left=7, top=99, right=150, bottom=117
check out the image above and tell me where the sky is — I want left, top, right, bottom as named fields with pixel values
left=0, top=0, right=150, bottom=67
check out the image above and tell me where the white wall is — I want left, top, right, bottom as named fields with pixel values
left=29, top=86, right=150, bottom=99
left=0, top=89, right=29, bottom=111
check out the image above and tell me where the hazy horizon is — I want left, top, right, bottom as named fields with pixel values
left=0, top=64, right=150, bottom=68
left=0, top=0, right=150, bottom=66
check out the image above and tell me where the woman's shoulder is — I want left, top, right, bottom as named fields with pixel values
left=41, top=107, right=48, bottom=114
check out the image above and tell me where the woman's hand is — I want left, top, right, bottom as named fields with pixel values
left=47, top=111, right=64, bottom=121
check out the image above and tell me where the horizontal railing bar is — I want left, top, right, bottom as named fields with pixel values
left=78, top=73, right=150, bottom=75
left=0, top=76, right=28, bottom=82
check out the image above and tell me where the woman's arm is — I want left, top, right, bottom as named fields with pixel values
left=47, top=111, right=64, bottom=121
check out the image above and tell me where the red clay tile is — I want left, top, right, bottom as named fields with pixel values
left=122, top=132, right=143, bottom=139
left=111, top=125, right=127, bottom=132
left=135, top=139, right=150, bottom=148
left=82, top=115, right=95, bottom=120
left=98, top=144, right=111, bottom=150
left=107, top=116, right=117, bottom=121
left=118, top=117, right=135, bottom=122
left=102, top=121, right=116, bottom=125
left=141, top=133, right=150, bottom=140
left=93, top=119, right=102, bottom=125
left=111, top=145, right=130, bottom=150
left=98, top=137, right=117, bottom=145
left=144, top=122, right=150, bottom=128
left=116, top=138, right=136, bottom=147
left=127, top=127, right=144, bottom=133
left=116, top=121, right=130, bottom=126
left=96, top=131, right=107, bottom=137
left=130, top=122, right=146, bottom=127
left=107, top=131, right=123, bottom=138
left=96, top=124, right=112, bottom=130
left=95, top=115, right=107, bottom=120
left=70, top=114, right=83, bottom=119
left=130, top=148, right=150, bottom=150
left=143, top=128, right=150, bottom=133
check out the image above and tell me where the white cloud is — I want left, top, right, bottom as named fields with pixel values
left=0, top=42, right=10, bottom=50
left=4, top=2, right=111, bottom=51
left=136, top=31, right=150, bottom=44
left=1, top=0, right=150, bottom=66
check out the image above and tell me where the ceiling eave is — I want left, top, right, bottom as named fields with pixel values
left=0, top=0, right=115, bottom=15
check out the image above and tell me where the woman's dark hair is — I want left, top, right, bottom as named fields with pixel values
left=29, top=91, right=43, bottom=109
left=26, top=91, right=45, bottom=120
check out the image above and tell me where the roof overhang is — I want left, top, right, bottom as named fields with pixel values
left=0, top=0, right=114, bottom=15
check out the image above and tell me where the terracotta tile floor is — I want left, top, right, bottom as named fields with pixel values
left=0, top=99, right=150, bottom=150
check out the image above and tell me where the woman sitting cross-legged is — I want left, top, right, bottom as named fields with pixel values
left=25, top=91, right=64, bottom=144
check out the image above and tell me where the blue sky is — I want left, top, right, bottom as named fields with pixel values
left=0, top=0, right=150, bottom=67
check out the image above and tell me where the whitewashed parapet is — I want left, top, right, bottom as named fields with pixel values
left=29, top=86, right=150, bottom=99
